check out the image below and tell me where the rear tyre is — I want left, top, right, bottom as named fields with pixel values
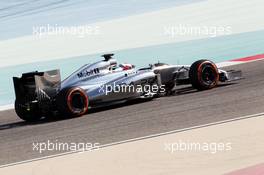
left=189, top=60, right=219, bottom=90
left=56, top=87, right=89, bottom=118
left=15, top=100, right=42, bottom=122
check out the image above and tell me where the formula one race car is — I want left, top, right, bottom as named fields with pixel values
left=13, top=54, right=242, bottom=121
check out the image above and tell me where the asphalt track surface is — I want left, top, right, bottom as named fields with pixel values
left=0, top=60, right=264, bottom=166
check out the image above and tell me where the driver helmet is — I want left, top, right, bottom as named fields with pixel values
left=119, top=63, right=135, bottom=70
left=109, top=59, right=118, bottom=71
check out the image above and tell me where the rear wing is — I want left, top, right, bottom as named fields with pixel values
left=13, top=70, right=61, bottom=103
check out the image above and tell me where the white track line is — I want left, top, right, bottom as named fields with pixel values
left=0, top=104, right=13, bottom=111
left=217, top=57, right=264, bottom=68
left=0, top=111, right=263, bottom=169
left=216, top=61, right=244, bottom=68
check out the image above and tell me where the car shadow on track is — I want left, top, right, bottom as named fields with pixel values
left=172, top=82, right=237, bottom=96
left=0, top=120, right=46, bottom=131
left=0, top=98, right=153, bottom=131
left=0, top=83, right=237, bottom=130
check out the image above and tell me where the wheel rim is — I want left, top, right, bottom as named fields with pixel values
left=198, top=62, right=219, bottom=88
left=201, top=65, right=217, bottom=85
left=67, top=88, right=88, bottom=115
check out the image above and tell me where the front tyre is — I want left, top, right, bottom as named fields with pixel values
left=189, top=60, right=219, bottom=90
left=15, top=100, right=42, bottom=122
left=56, top=87, right=89, bottom=117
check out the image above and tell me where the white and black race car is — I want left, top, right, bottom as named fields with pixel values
left=13, top=54, right=242, bottom=121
